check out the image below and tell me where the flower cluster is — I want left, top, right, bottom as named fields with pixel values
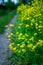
left=9, top=3, right=43, bottom=53
left=5, top=23, right=14, bottom=41
left=9, top=1, right=43, bottom=65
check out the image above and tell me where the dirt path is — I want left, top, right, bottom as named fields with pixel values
left=0, top=14, right=17, bottom=65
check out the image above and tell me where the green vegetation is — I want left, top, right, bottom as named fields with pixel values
left=0, top=10, right=16, bottom=34
left=0, top=9, right=12, bottom=16
left=0, top=9, right=6, bottom=16
left=7, top=0, right=43, bottom=65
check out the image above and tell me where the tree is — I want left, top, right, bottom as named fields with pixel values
left=2, top=0, right=4, bottom=3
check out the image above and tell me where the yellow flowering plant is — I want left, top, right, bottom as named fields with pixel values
left=9, top=0, right=43, bottom=65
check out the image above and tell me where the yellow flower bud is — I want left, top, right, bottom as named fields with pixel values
left=10, top=24, right=14, bottom=27
left=25, top=24, right=29, bottom=28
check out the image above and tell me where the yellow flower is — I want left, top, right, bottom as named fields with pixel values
left=22, top=49, right=26, bottom=53
left=36, top=40, right=43, bottom=46
left=10, top=24, right=14, bottom=27
left=8, top=35, right=10, bottom=38
left=25, top=34, right=29, bottom=37
left=25, top=24, right=29, bottom=28
left=32, top=45, right=36, bottom=50
left=31, top=23, right=33, bottom=26
left=38, top=29, right=41, bottom=31
left=8, top=38, right=10, bottom=40
left=27, top=18, right=30, bottom=20
left=35, top=23, right=38, bottom=27
left=34, top=33, right=37, bottom=36
left=10, top=33, right=13, bottom=35
left=9, top=43, right=14, bottom=50
left=35, top=13, right=41, bottom=17
left=18, top=50, right=21, bottom=53
left=16, top=32, right=19, bottom=34
left=13, top=47, right=16, bottom=51
left=31, top=19, right=35, bottom=23
left=38, top=26, right=43, bottom=28
left=39, top=21, right=42, bottom=23
left=27, top=44, right=33, bottom=48
left=19, top=33, right=23, bottom=36
left=9, top=45, right=13, bottom=50
left=20, top=44, right=25, bottom=48
left=17, top=44, right=20, bottom=46
left=29, top=37, right=34, bottom=41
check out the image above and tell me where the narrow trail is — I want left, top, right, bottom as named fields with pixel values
left=0, top=14, right=17, bottom=65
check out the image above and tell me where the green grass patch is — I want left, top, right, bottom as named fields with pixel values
left=0, top=10, right=16, bottom=34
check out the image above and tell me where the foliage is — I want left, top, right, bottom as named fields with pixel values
left=0, top=10, right=16, bottom=34
left=0, top=9, right=6, bottom=16
left=8, top=0, right=43, bottom=65
left=5, top=1, right=15, bottom=10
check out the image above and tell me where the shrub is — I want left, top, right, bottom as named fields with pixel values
left=9, top=1, right=43, bottom=65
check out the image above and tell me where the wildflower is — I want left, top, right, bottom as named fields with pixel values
left=29, top=37, right=34, bottom=41
left=13, top=47, right=16, bottom=51
left=22, top=49, right=26, bottom=53
left=9, top=43, right=14, bottom=50
left=34, top=33, right=37, bottom=36
left=18, top=50, right=21, bottom=53
left=10, top=24, right=14, bottom=27
left=27, top=18, right=30, bottom=20
left=20, top=44, right=25, bottom=48
left=8, top=35, right=10, bottom=38
left=39, top=21, right=42, bottom=23
left=25, top=24, right=29, bottom=28
left=19, top=33, right=23, bottom=36
left=17, top=44, right=20, bottom=46
left=37, top=40, right=43, bottom=46
left=32, top=45, right=36, bottom=50
left=35, top=13, right=41, bottom=17
left=31, top=23, right=33, bottom=26
left=27, top=44, right=33, bottom=48
left=25, top=34, right=29, bottom=37
left=38, top=26, right=43, bottom=28
left=10, top=33, right=13, bottom=35
left=38, top=29, right=41, bottom=31
left=31, top=19, right=35, bottom=23
left=35, top=23, right=38, bottom=27
left=16, top=32, right=19, bottom=34
left=8, top=38, right=11, bottom=41
left=9, top=45, right=13, bottom=50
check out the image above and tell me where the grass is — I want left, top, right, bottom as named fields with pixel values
left=0, top=9, right=11, bottom=16
left=0, top=10, right=16, bottom=34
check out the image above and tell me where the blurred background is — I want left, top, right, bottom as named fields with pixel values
left=0, top=0, right=31, bottom=16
